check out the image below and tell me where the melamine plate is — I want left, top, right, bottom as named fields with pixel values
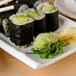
left=0, top=15, right=76, bottom=69
left=54, top=0, right=76, bottom=19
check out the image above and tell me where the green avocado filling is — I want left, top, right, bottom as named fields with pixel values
left=41, top=5, right=57, bottom=13
left=32, top=33, right=63, bottom=59
left=13, top=15, right=29, bottom=23
left=26, top=9, right=42, bottom=18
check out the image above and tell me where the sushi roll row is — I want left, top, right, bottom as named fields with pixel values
left=0, top=1, right=59, bottom=46
left=9, top=8, right=46, bottom=45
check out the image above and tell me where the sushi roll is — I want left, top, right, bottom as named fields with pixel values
left=0, top=9, right=14, bottom=36
left=24, top=8, right=46, bottom=36
left=35, top=2, right=59, bottom=32
left=9, top=13, right=34, bottom=46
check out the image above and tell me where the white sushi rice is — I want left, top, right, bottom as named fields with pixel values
left=2, top=18, right=9, bottom=36
left=9, top=13, right=34, bottom=25
left=17, top=4, right=29, bottom=13
left=36, top=2, right=58, bottom=14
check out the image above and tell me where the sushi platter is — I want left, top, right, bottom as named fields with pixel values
left=0, top=0, right=76, bottom=69
left=0, top=15, right=76, bottom=69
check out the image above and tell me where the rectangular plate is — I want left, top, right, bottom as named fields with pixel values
left=0, top=15, right=76, bottom=69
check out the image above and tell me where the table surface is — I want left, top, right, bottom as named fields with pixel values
left=0, top=0, right=76, bottom=76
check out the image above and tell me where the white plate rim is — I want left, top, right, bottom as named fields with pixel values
left=54, top=0, right=76, bottom=19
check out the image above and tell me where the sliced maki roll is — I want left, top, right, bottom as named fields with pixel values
left=9, top=13, right=34, bottom=46
left=24, top=8, right=46, bottom=36
left=0, top=8, right=14, bottom=35
left=35, top=2, right=59, bottom=32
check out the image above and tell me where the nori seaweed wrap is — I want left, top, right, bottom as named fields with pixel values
left=35, top=2, right=59, bottom=32
left=24, top=8, right=46, bottom=36
left=9, top=13, right=34, bottom=46
left=0, top=18, right=4, bottom=33
left=18, top=0, right=39, bottom=8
